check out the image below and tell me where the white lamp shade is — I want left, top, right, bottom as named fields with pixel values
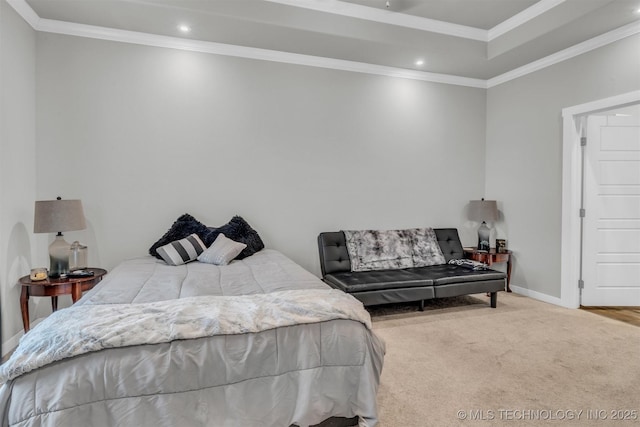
left=34, top=199, right=87, bottom=233
left=468, top=199, right=498, bottom=222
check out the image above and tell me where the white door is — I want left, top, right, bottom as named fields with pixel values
left=582, top=110, right=640, bottom=306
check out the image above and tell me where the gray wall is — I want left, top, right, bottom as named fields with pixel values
left=0, top=0, right=37, bottom=351
left=485, top=34, right=640, bottom=298
left=4, top=11, right=637, bottom=352
left=35, top=33, right=487, bottom=280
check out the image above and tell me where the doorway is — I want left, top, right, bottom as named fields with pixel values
left=560, top=90, right=640, bottom=308
left=581, top=108, right=640, bottom=306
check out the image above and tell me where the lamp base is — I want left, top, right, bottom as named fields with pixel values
left=49, top=233, right=71, bottom=277
left=477, top=221, right=490, bottom=251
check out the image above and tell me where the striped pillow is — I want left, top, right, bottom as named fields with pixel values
left=157, top=233, right=206, bottom=266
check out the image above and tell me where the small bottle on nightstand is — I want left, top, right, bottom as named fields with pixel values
left=69, top=241, right=88, bottom=270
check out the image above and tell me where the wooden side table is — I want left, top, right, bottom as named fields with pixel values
left=19, top=268, right=107, bottom=332
left=463, top=248, right=512, bottom=292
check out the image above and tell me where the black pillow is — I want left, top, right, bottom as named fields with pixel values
left=149, top=214, right=213, bottom=259
left=209, top=216, right=264, bottom=260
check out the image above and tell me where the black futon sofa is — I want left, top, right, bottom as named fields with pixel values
left=317, top=228, right=506, bottom=309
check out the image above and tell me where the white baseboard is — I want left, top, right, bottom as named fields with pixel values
left=510, top=285, right=566, bottom=307
left=2, top=318, right=44, bottom=357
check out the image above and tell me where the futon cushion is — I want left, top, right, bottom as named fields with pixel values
left=324, top=269, right=433, bottom=293
left=406, top=264, right=506, bottom=286
left=197, top=233, right=247, bottom=266
left=157, top=233, right=207, bottom=266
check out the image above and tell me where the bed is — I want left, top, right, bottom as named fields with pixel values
left=0, top=249, right=385, bottom=427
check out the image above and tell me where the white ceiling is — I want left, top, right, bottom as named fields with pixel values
left=13, top=0, right=640, bottom=86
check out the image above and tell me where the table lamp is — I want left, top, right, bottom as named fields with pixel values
left=34, top=197, right=87, bottom=277
left=468, top=198, right=498, bottom=251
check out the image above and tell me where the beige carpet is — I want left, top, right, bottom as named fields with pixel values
left=370, top=293, right=640, bottom=426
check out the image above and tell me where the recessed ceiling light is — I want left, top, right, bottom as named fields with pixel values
left=178, top=24, right=191, bottom=33
left=415, top=59, right=424, bottom=66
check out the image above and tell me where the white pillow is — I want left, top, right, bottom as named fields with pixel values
left=157, top=233, right=207, bottom=266
left=197, top=233, right=247, bottom=266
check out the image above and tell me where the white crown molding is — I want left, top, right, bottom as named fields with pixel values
left=267, top=0, right=567, bottom=42
left=487, top=20, right=640, bottom=88
left=7, top=0, right=639, bottom=90
left=6, top=0, right=39, bottom=27
left=488, top=0, right=566, bottom=40
left=264, top=0, right=487, bottom=41
left=34, top=15, right=488, bottom=89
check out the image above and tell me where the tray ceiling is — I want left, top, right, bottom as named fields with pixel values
left=13, top=0, right=640, bottom=86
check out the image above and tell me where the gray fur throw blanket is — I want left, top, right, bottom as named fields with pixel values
left=343, top=228, right=445, bottom=272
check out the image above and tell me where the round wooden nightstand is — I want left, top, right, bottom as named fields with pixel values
left=19, top=268, right=107, bottom=332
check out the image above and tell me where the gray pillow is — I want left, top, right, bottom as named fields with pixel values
left=197, top=233, right=247, bottom=266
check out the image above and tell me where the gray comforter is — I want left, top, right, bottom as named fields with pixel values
left=0, top=250, right=385, bottom=427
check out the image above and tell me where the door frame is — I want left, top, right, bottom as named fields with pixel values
left=560, top=90, right=640, bottom=308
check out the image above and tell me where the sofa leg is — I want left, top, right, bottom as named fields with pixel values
left=490, top=292, right=497, bottom=308
left=418, top=300, right=424, bottom=311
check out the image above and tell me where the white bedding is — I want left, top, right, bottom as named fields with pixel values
left=0, top=250, right=385, bottom=427
left=0, top=289, right=372, bottom=383
left=77, top=249, right=331, bottom=304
